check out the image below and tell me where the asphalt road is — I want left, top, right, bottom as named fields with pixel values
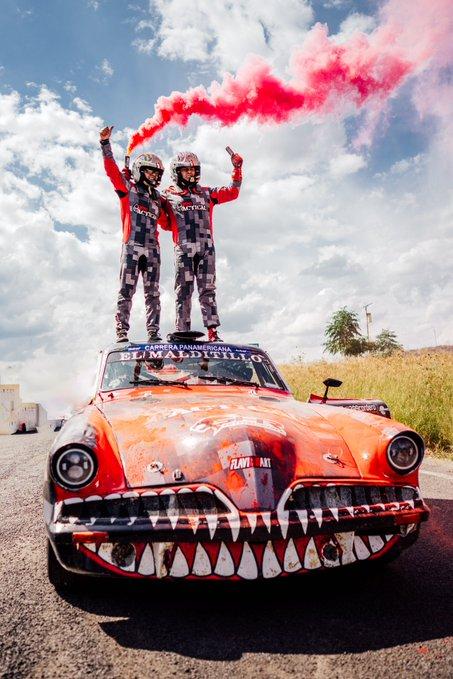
left=0, top=431, right=451, bottom=679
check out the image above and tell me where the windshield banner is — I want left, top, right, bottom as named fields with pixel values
left=116, top=344, right=265, bottom=363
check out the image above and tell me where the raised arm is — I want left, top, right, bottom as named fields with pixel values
left=99, top=125, right=129, bottom=198
left=210, top=150, right=243, bottom=205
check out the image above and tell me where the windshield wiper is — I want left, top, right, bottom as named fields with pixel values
left=129, top=378, right=189, bottom=389
left=197, top=375, right=260, bottom=389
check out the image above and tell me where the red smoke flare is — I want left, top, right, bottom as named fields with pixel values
left=128, top=0, right=449, bottom=154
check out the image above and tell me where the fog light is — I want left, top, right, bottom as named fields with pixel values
left=322, top=542, right=339, bottom=563
left=111, top=543, right=136, bottom=568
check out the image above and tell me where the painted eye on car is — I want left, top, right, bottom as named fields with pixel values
left=52, top=446, right=98, bottom=489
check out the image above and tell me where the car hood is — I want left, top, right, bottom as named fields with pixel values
left=98, top=390, right=363, bottom=511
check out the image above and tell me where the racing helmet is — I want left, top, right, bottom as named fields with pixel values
left=170, top=151, right=201, bottom=188
left=132, top=153, right=164, bottom=187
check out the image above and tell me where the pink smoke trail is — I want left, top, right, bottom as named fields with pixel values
left=128, top=0, right=452, bottom=154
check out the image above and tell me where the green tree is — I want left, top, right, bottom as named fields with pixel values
left=324, top=307, right=369, bottom=356
left=374, top=329, right=403, bottom=356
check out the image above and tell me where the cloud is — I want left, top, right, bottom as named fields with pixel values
left=329, top=153, right=366, bottom=177
left=132, top=38, right=155, bottom=54
left=92, top=58, right=114, bottom=83
left=73, top=97, right=92, bottom=113
left=337, top=13, right=376, bottom=39
left=101, top=58, right=114, bottom=78
left=323, top=1, right=352, bottom=7
left=144, top=0, right=313, bottom=71
left=16, top=7, right=33, bottom=19
left=63, top=81, right=77, bottom=94
left=128, top=0, right=452, bottom=153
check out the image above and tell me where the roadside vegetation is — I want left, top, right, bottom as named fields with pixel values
left=280, top=349, right=453, bottom=460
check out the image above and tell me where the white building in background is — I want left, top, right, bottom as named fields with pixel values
left=0, top=384, right=49, bottom=434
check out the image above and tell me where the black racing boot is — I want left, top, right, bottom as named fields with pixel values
left=148, top=332, right=162, bottom=343
left=116, top=333, right=129, bottom=343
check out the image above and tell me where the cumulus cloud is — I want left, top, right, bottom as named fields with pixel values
left=141, top=0, right=313, bottom=71
left=337, top=12, right=376, bottom=39
left=329, top=153, right=366, bottom=177
left=72, top=97, right=92, bottom=113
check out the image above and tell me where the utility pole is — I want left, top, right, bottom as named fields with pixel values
left=363, top=303, right=373, bottom=341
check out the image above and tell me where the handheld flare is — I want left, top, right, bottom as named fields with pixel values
left=225, top=146, right=234, bottom=157
left=125, top=155, right=130, bottom=169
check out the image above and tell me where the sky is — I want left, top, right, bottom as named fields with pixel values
left=0, top=0, right=452, bottom=416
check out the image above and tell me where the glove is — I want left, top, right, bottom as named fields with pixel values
left=122, top=166, right=132, bottom=181
left=99, top=125, right=114, bottom=141
left=231, top=153, right=243, bottom=169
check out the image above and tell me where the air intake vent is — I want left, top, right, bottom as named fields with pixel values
left=284, top=485, right=418, bottom=512
left=60, top=490, right=228, bottom=524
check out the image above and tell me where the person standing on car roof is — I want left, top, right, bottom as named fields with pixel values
left=100, top=125, right=172, bottom=343
left=162, top=149, right=243, bottom=342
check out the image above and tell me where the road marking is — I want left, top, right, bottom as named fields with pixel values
left=421, top=470, right=453, bottom=481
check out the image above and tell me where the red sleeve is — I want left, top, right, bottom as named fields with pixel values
left=209, top=167, right=242, bottom=204
left=158, top=195, right=176, bottom=232
left=101, top=140, right=128, bottom=196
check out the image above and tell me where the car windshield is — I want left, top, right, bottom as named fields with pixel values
left=101, top=344, right=287, bottom=392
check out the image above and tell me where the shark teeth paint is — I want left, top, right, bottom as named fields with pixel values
left=192, top=544, right=212, bottom=576
left=138, top=544, right=155, bottom=575
left=283, top=538, right=301, bottom=573
left=79, top=528, right=396, bottom=580
left=304, top=538, right=322, bottom=570
left=53, top=483, right=424, bottom=559
left=262, top=541, right=282, bottom=578
left=214, top=542, right=235, bottom=576
left=296, top=509, right=308, bottom=534
left=237, top=543, right=258, bottom=580
left=353, top=536, right=370, bottom=560
left=169, top=547, right=189, bottom=577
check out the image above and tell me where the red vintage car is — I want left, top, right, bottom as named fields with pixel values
left=44, top=334, right=429, bottom=588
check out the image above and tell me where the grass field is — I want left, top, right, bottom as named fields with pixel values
left=280, top=349, right=453, bottom=459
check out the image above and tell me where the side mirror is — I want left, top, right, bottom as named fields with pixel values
left=322, top=377, right=343, bottom=402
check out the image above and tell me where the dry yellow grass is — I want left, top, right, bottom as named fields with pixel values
left=280, top=350, right=453, bottom=459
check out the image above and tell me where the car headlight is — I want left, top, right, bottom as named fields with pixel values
left=52, top=445, right=97, bottom=489
left=387, top=434, right=424, bottom=474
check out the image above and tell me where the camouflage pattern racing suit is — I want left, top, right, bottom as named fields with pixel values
left=101, top=140, right=171, bottom=338
left=163, top=169, right=242, bottom=331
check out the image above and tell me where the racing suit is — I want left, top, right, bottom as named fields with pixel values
left=163, top=167, right=242, bottom=331
left=101, top=140, right=171, bottom=338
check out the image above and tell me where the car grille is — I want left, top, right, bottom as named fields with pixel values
left=59, top=490, right=228, bottom=523
left=284, top=485, right=418, bottom=512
